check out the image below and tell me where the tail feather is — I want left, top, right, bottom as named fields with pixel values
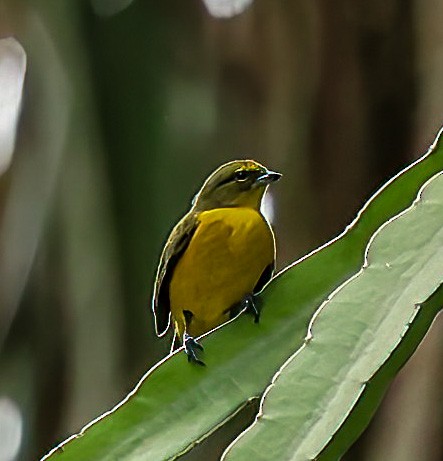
left=170, top=332, right=181, bottom=353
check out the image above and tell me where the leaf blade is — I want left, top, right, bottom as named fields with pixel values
left=42, top=128, right=443, bottom=461
left=223, top=171, right=443, bottom=461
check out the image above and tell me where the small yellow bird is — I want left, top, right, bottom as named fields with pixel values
left=152, top=160, right=281, bottom=364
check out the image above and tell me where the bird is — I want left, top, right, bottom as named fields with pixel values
left=152, top=160, right=281, bottom=365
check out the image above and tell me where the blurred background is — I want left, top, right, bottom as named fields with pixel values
left=0, top=0, right=442, bottom=460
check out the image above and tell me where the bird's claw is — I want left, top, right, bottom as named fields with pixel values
left=184, top=333, right=205, bottom=366
left=243, top=294, right=261, bottom=323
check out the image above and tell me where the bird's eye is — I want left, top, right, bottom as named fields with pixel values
left=234, top=170, right=248, bottom=182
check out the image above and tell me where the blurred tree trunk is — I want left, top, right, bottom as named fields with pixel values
left=207, top=1, right=321, bottom=266
left=310, top=0, right=416, bottom=245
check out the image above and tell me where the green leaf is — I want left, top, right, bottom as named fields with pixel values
left=41, top=128, right=443, bottom=461
left=222, top=170, right=443, bottom=461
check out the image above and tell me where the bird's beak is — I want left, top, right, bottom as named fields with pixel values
left=256, top=170, right=282, bottom=185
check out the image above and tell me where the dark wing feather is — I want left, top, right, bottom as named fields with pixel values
left=253, top=262, right=275, bottom=294
left=152, top=212, right=198, bottom=336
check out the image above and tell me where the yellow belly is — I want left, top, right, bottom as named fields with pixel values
left=169, top=207, right=275, bottom=338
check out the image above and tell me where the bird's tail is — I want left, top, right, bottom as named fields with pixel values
left=170, top=332, right=181, bottom=353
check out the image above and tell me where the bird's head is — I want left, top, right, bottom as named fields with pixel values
left=192, top=160, right=281, bottom=211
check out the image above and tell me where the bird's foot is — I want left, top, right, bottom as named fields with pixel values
left=242, top=293, right=261, bottom=323
left=184, top=333, right=205, bottom=366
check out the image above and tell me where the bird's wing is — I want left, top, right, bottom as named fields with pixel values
left=253, top=216, right=276, bottom=294
left=152, top=212, right=199, bottom=336
left=253, top=261, right=275, bottom=294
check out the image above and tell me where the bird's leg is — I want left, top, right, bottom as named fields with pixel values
left=182, top=309, right=205, bottom=365
left=183, top=333, right=205, bottom=366
left=224, top=294, right=262, bottom=323
left=242, top=293, right=261, bottom=323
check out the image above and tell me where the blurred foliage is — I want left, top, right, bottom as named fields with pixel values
left=0, top=1, right=442, bottom=460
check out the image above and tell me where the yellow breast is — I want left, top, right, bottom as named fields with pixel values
left=170, top=207, right=275, bottom=338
